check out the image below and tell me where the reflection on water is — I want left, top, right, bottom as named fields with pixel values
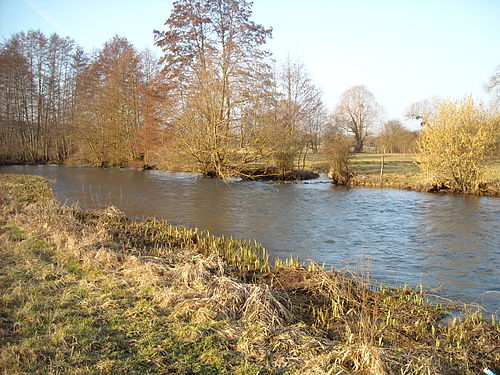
left=1, top=165, right=499, bottom=314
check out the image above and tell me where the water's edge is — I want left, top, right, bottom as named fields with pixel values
left=1, top=165, right=499, bottom=314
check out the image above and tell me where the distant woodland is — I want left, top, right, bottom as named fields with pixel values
left=0, top=0, right=497, bottom=182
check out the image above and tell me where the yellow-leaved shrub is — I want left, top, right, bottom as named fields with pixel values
left=417, top=97, right=499, bottom=192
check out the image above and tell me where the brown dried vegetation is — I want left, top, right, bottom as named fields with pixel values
left=0, top=174, right=498, bottom=374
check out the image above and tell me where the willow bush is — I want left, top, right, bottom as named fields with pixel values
left=417, top=97, right=499, bottom=192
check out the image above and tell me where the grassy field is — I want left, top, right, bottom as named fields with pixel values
left=1, top=174, right=499, bottom=374
left=307, top=152, right=500, bottom=177
left=305, top=152, right=420, bottom=175
left=350, top=154, right=420, bottom=175
left=306, top=152, right=500, bottom=194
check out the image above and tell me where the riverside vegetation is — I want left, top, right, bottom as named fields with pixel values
left=2, top=1, right=498, bottom=187
left=301, top=152, right=500, bottom=196
left=1, top=173, right=498, bottom=374
left=322, top=97, right=500, bottom=195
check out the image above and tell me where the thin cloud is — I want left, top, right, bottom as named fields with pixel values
left=24, top=0, right=67, bottom=35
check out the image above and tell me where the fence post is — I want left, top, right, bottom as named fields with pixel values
left=379, top=155, right=385, bottom=184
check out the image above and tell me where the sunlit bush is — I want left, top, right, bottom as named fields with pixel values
left=417, top=97, right=499, bottom=192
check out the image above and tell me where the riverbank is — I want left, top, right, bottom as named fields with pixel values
left=346, top=173, right=500, bottom=196
left=1, top=174, right=499, bottom=374
left=307, top=153, right=500, bottom=197
left=3, top=153, right=499, bottom=196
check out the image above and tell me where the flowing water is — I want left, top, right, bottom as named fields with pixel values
left=2, top=165, right=499, bottom=314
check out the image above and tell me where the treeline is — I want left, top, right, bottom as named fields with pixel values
left=0, top=0, right=393, bottom=179
left=0, top=31, right=85, bottom=163
left=1, top=0, right=496, bottom=182
left=372, top=120, right=419, bottom=154
left=0, top=3, right=330, bottom=179
left=0, top=31, right=162, bottom=167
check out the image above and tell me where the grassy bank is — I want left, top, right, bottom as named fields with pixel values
left=307, top=153, right=500, bottom=195
left=0, top=174, right=499, bottom=374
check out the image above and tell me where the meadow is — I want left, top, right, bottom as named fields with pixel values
left=307, top=152, right=500, bottom=194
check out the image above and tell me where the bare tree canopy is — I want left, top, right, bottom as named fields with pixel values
left=153, top=0, right=272, bottom=178
left=484, top=64, right=499, bottom=111
left=266, top=56, right=325, bottom=173
left=405, top=97, right=441, bottom=125
left=333, top=85, right=382, bottom=152
left=0, top=31, right=83, bottom=163
left=484, top=64, right=500, bottom=92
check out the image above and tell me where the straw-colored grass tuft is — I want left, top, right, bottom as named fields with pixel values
left=207, top=276, right=249, bottom=319
left=241, top=284, right=292, bottom=327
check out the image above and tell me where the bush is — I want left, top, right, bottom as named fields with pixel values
left=325, top=132, right=352, bottom=184
left=417, top=97, right=499, bottom=192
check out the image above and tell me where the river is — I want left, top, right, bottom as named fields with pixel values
left=2, top=165, right=499, bottom=314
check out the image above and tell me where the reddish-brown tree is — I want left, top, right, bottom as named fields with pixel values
left=72, top=36, right=145, bottom=166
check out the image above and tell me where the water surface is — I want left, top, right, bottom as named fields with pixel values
left=2, top=165, right=499, bottom=314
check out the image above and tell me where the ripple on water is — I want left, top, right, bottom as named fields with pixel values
left=1, top=165, right=499, bottom=314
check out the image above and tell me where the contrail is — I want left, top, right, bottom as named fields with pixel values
left=24, top=0, right=67, bottom=35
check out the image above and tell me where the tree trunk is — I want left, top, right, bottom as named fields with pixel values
left=354, top=137, right=363, bottom=153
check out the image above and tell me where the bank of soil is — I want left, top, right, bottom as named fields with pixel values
left=0, top=173, right=499, bottom=374
left=345, top=173, right=500, bottom=197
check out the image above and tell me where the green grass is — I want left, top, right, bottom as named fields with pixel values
left=0, top=221, right=269, bottom=375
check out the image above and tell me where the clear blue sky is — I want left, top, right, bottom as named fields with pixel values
left=1, top=0, right=499, bottom=125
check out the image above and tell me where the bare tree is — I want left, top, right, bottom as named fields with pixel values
left=484, top=64, right=499, bottom=111
left=0, top=34, right=31, bottom=162
left=405, top=97, right=441, bottom=126
left=269, top=57, right=324, bottom=173
left=154, top=0, right=272, bottom=178
left=0, top=31, right=81, bottom=163
left=333, top=85, right=382, bottom=152
left=304, top=102, right=328, bottom=154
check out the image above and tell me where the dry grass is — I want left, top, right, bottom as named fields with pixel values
left=0, top=173, right=498, bottom=374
